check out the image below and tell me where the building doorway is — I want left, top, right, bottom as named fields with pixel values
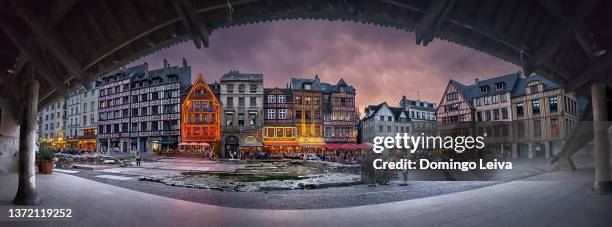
left=224, top=136, right=239, bottom=158
left=534, top=143, right=545, bottom=157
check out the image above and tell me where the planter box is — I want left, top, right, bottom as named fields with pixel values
left=39, top=160, right=53, bottom=174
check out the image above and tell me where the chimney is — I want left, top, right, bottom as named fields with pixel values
left=315, top=74, right=320, bottom=81
left=163, top=59, right=169, bottom=68
left=182, top=58, right=188, bottom=67
left=474, top=78, right=479, bottom=85
left=286, top=83, right=289, bottom=89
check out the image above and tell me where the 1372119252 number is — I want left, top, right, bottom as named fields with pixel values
left=8, top=208, right=72, bottom=218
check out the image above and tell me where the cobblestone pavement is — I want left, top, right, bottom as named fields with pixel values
left=2, top=167, right=610, bottom=227
left=58, top=157, right=581, bottom=209
left=137, top=158, right=244, bottom=172
left=69, top=169, right=498, bottom=209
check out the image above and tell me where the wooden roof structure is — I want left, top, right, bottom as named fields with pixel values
left=1, top=0, right=611, bottom=113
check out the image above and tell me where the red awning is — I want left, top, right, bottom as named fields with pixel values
left=263, top=141, right=298, bottom=147
left=325, top=144, right=369, bottom=150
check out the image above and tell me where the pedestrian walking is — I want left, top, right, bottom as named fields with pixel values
left=135, top=152, right=141, bottom=166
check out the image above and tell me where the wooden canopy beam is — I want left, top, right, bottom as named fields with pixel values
left=11, top=0, right=91, bottom=89
left=0, top=70, right=22, bottom=102
left=566, top=52, right=612, bottom=92
left=12, top=0, right=79, bottom=82
left=524, top=0, right=598, bottom=76
left=0, top=21, right=69, bottom=96
left=47, top=0, right=80, bottom=27
left=84, top=1, right=255, bottom=71
left=380, top=0, right=583, bottom=82
left=415, top=0, right=455, bottom=46
left=537, top=0, right=597, bottom=59
left=174, top=0, right=209, bottom=49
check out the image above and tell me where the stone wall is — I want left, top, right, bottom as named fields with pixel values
left=0, top=98, right=20, bottom=174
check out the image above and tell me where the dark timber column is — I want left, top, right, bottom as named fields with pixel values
left=591, top=83, right=612, bottom=194
left=13, top=79, right=41, bottom=205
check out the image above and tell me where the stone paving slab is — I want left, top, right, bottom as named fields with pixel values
left=99, top=167, right=182, bottom=177
left=157, top=158, right=220, bottom=164
left=94, top=175, right=136, bottom=181
left=54, top=169, right=80, bottom=174
left=72, top=164, right=116, bottom=170
left=138, top=161, right=241, bottom=173
left=1, top=168, right=611, bottom=227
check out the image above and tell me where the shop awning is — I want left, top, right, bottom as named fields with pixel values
left=325, top=143, right=371, bottom=150
left=179, top=142, right=210, bottom=147
left=240, top=141, right=263, bottom=147
left=263, top=141, right=298, bottom=147
left=298, top=144, right=325, bottom=147
left=154, top=140, right=176, bottom=145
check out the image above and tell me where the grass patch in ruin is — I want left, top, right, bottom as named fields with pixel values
left=180, top=172, right=310, bottom=182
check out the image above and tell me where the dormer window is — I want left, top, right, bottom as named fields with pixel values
left=304, top=83, right=311, bottom=90
left=496, top=82, right=505, bottom=91
left=339, top=86, right=345, bottom=92
left=529, top=85, right=539, bottom=94
left=480, top=86, right=489, bottom=93
left=267, top=95, right=276, bottom=103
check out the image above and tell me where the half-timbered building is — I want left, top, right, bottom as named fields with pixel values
left=181, top=74, right=221, bottom=154
left=322, top=79, right=357, bottom=145
left=291, top=76, right=325, bottom=150
left=129, top=60, right=191, bottom=153
left=510, top=75, right=579, bottom=158
left=263, top=87, right=297, bottom=151
left=436, top=80, right=475, bottom=137
left=97, top=64, right=146, bottom=153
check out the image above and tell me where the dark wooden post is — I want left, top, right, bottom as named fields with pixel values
left=591, top=83, right=611, bottom=194
left=13, top=79, right=41, bottom=205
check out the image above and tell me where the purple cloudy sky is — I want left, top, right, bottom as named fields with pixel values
left=132, top=20, right=518, bottom=112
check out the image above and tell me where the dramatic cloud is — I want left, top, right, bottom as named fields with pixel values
left=132, top=20, right=518, bottom=112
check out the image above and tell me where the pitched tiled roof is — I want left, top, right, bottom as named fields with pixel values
left=362, top=102, right=410, bottom=122
left=291, top=77, right=322, bottom=91
left=444, top=73, right=561, bottom=109
left=220, top=70, right=263, bottom=81
left=389, top=107, right=408, bottom=119
left=449, top=79, right=472, bottom=99
left=264, top=87, right=293, bottom=98
left=400, top=96, right=436, bottom=110
left=100, top=63, right=148, bottom=82
left=472, top=73, right=519, bottom=98
left=181, top=81, right=220, bottom=99
left=321, top=78, right=356, bottom=94
left=451, top=72, right=520, bottom=102
left=133, top=65, right=191, bottom=89
left=511, top=74, right=561, bottom=96
left=362, top=102, right=386, bottom=121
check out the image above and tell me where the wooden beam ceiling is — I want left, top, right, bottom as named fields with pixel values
left=537, top=0, right=598, bottom=59
left=174, top=0, right=210, bottom=49
left=415, top=0, right=455, bottom=46
left=567, top=52, right=612, bottom=91
left=0, top=20, right=69, bottom=96
left=12, top=0, right=79, bottom=83
left=524, top=0, right=599, bottom=76
left=11, top=0, right=91, bottom=88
